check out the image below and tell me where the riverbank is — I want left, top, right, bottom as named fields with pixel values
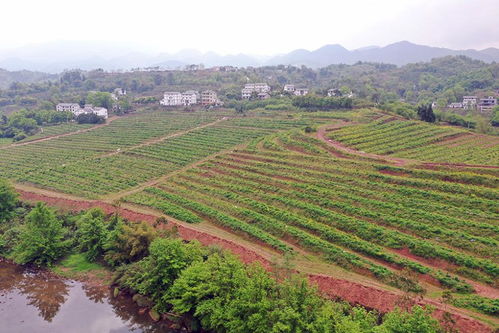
left=0, top=257, right=183, bottom=333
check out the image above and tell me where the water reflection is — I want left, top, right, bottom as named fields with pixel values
left=0, top=258, right=180, bottom=333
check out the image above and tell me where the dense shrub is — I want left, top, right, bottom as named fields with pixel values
left=76, top=208, right=109, bottom=261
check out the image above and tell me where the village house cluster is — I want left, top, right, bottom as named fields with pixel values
left=56, top=103, right=108, bottom=119
left=241, top=83, right=271, bottom=100
left=448, top=95, right=497, bottom=112
left=241, top=83, right=356, bottom=100
left=160, top=90, right=220, bottom=106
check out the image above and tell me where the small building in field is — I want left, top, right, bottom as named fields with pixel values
left=56, top=103, right=81, bottom=113
left=201, top=90, right=219, bottom=105
left=283, top=84, right=295, bottom=93
left=160, top=92, right=183, bottom=106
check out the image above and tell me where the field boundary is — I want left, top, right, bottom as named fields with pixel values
left=316, top=122, right=499, bottom=169
left=0, top=116, right=121, bottom=150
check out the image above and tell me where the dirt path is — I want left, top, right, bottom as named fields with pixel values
left=96, top=117, right=227, bottom=159
left=102, top=142, right=245, bottom=202
left=316, top=122, right=413, bottom=166
left=0, top=116, right=121, bottom=150
left=316, top=122, right=499, bottom=169
left=14, top=186, right=498, bottom=333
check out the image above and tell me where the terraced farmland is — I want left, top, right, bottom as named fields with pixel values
left=1, top=110, right=323, bottom=198
left=123, top=128, right=499, bottom=318
left=2, top=107, right=498, bottom=323
left=327, top=117, right=499, bottom=165
left=16, top=122, right=95, bottom=143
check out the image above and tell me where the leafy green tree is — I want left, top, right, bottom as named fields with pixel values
left=76, top=208, right=108, bottom=261
left=168, top=252, right=362, bottom=333
left=13, top=203, right=68, bottom=266
left=120, top=238, right=205, bottom=313
left=417, top=104, right=436, bottom=123
left=104, top=220, right=157, bottom=266
left=0, top=178, right=18, bottom=223
left=86, top=91, right=113, bottom=110
left=374, top=306, right=441, bottom=333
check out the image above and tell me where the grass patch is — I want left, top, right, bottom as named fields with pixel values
left=60, top=253, right=103, bottom=271
left=53, top=253, right=109, bottom=281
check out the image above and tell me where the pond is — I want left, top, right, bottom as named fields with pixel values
left=0, top=258, right=181, bottom=333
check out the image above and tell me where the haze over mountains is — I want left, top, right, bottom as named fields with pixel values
left=0, top=40, right=498, bottom=73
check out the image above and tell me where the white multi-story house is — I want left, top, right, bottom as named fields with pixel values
left=257, top=92, right=270, bottom=100
left=56, top=103, right=81, bottom=113
left=181, top=91, right=198, bottom=106
left=478, top=96, right=497, bottom=112
left=241, top=87, right=253, bottom=99
left=283, top=84, right=295, bottom=93
left=462, top=96, right=477, bottom=109
left=160, top=92, right=183, bottom=106
left=242, top=83, right=271, bottom=99
left=294, top=88, right=309, bottom=96
left=201, top=90, right=219, bottom=105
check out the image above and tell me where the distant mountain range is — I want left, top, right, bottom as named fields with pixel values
left=0, top=41, right=498, bottom=73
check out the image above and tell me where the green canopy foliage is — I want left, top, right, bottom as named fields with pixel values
left=0, top=179, right=18, bottom=223
left=13, top=202, right=69, bottom=266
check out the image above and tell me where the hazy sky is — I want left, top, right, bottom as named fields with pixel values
left=1, top=0, right=498, bottom=54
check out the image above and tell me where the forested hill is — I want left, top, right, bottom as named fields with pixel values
left=0, top=68, right=56, bottom=89
left=0, top=56, right=497, bottom=108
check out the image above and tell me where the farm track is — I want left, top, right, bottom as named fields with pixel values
left=102, top=142, right=246, bottom=202
left=0, top=116, right=121, bottom=149
left=317, top=122, right=499, bottom=169
left=13, top=185, right=498, bottom=333
left=95, top=117, right=228, bottom=158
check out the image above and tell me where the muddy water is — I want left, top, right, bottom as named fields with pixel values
left=0, top=259, right=180, bottom=333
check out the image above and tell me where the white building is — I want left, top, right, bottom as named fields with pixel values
left=82, top=105, right=108, bottom=119
left=160, top=92, right=183, bottom=106
left=56, top=103, right=108, bottom=119
left=242, top=83, right=271, bottom=99
left=257, top=92, right=270, bottom=100
left=181, top=91, right=198, bottom=106
left=283, top=84, right=295, bottom=93
left=478, top=96, right=497, bottom=112
left=462, top=96, right=477, bottom=109
left=294, top=88, right=309, bottom=96
left=201, top=90, right=219, bottom=105
left=241, top=88, right=254, bottom=99
left=56, top=103, right=81, bottom=113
